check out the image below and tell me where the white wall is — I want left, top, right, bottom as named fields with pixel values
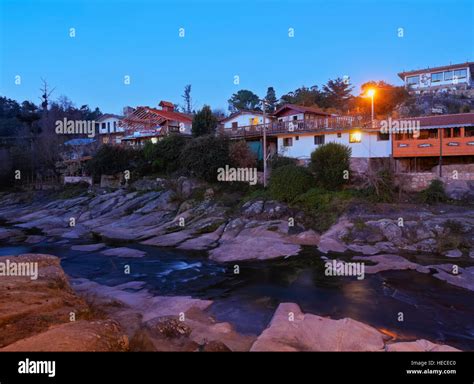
left=276, top=112, right=304, bottom=122
left=277, top=132, right=392, bottom=159
left=97, top=117, right=124, bottom=134
left=222, top=112, right=265, bottom=129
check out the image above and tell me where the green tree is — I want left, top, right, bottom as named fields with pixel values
left=322, top=78, right=353, bottom=111
left=265, top=87, right=277, bottom=112
left=228, top=89, right=261, bottom=112
left=309, top=143, right=351, bottom=190
left=179, top=135, right=230, bottom=182
left=192, top=105, right=218, bottom=137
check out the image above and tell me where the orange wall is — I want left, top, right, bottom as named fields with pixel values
left=393, top=128, right=474, bottom=157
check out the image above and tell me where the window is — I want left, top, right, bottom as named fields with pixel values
left=443, top=129, right=452, bottom=138
left=337, top=132, right=341, bottom=138
left=419, top=130, right=438, bottom=139
left=349, top=132, right=362, bottom=143
left=406, top=75, right=419, bottom=85
left=453, top=69, right=467, bottom=79
left=431, top=72, right=443, bottom=82
left=444, top=71, right=453, bottom=81
left=377, top=132, right=389, bottom=141
left=283, top=138, right=293, bottom=147
left=231, top=122, right=238, bottom=128
left=101, top=122, right=106, bottom=129
left=113, top=121, right=117, bottom=130
left=314, top=135, right=325, bottom=145
left=295, top=136, right=299, bottom=141
left=293, top=115, right=298, bottom=121
left=107, top=122, right=110, bottom=129
left=95, top=123, right=100, bottom=131
left=453, top=127, right=461, bottom=137
left=465, top=127, right=474, bottom=137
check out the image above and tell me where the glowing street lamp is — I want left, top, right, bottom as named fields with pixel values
left=367, top=88, right=375, bottom=126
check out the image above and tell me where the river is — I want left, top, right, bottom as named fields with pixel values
left=1, top=240, right=473, bottom=350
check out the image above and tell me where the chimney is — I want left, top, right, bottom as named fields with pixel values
left=159, top=100, right=175, bottom=112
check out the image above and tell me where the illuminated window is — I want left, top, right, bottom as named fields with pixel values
left=349, top=132, right=362, bottom=143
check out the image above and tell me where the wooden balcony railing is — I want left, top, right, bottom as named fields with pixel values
left=219, top=116, right=372, bottom=138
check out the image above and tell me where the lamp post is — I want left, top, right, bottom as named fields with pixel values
left=367, top=89, right=375, bottom=128
left=366, top=88, right=376, bottom=171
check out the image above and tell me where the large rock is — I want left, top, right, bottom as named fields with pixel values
left=101, top=247, right=146, bottom=258
left=209, top=224, right=300, bottom=262
left=1, top=320, right=128, bottom=352
left=352, top=254, right=430, bottom=274
left=251, top=303, right=387, bottom=351
left=0, top=254, right=127, bottom=351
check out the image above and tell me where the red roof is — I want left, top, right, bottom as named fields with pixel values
left=398, top=113, right=474, bottom=128
left=273, top=104, right=331, bottom=117
left=159, top=100, right=175, bottom=108
left=145, top=107, right=192, bottom=123
left=398, top=62, right=474, bottom=79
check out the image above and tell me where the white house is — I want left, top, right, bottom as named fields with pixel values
left=277, top=129, right=391, bottom=161
left=96, top=114, right=125, bottom=145
left=219, top=110, right=269, bottom=130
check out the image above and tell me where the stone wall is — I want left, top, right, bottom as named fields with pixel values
left=398, top=172, right=474, bottom=199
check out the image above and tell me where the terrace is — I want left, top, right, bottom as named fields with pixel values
left=218, top=115, right=374, bottom=138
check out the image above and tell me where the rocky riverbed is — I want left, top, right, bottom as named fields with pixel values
left=0, top=179, right=472, bottom=351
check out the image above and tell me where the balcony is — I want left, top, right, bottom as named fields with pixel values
left=219, top=116, right=371, bottom=138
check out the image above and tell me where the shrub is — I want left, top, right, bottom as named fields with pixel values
left=229, top=140, right=257, bottom=169
left=86, top=145, right=137, bottom=177
left=419, top=179, right=447, bottom=204
left=293, top=188, right=356, bottom=232
left=309, top=143, right=351, bottom=190
left=363, top=166, right=395, bottom=203
left=270, top=155, right=297, bottom=169
left=179, top=135, right=230, bottom=182
left=269, top=164, right=313, bottom=202
left=144, top=135, right=188, bottom=174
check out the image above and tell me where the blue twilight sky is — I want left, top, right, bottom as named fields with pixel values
left=1, top=0, right=473, bottom=114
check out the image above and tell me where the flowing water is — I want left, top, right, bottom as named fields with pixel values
left=2, top=240, right=474, bottom=350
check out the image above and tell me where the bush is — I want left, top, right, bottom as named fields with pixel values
left=270, top=155, right=297, bottom=169
left=179, top=135, right=230, bottom=182
left=293, top=188, right=356, bottom=232
left=144, top=135, right=188, bottom=174
left=363, top=166, right=395, bottom=203
left=309, top=143, right=351, bottom=190
left=419, top=179, right=447, bottom=204
left=229, top=140, right=257, bottom=169
left=269, top=164, right=313, bottom=202
left=86, top=145, right=138, bottom=178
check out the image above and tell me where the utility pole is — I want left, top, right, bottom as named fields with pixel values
left=262, top=99, right=267, bottom=188
left=439, top=128, right=443, bottom=177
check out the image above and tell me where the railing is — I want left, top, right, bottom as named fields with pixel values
left=219, top=116, right=373, bottom=138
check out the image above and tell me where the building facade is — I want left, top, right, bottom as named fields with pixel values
left=398, top=62, right=474, bottom=95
